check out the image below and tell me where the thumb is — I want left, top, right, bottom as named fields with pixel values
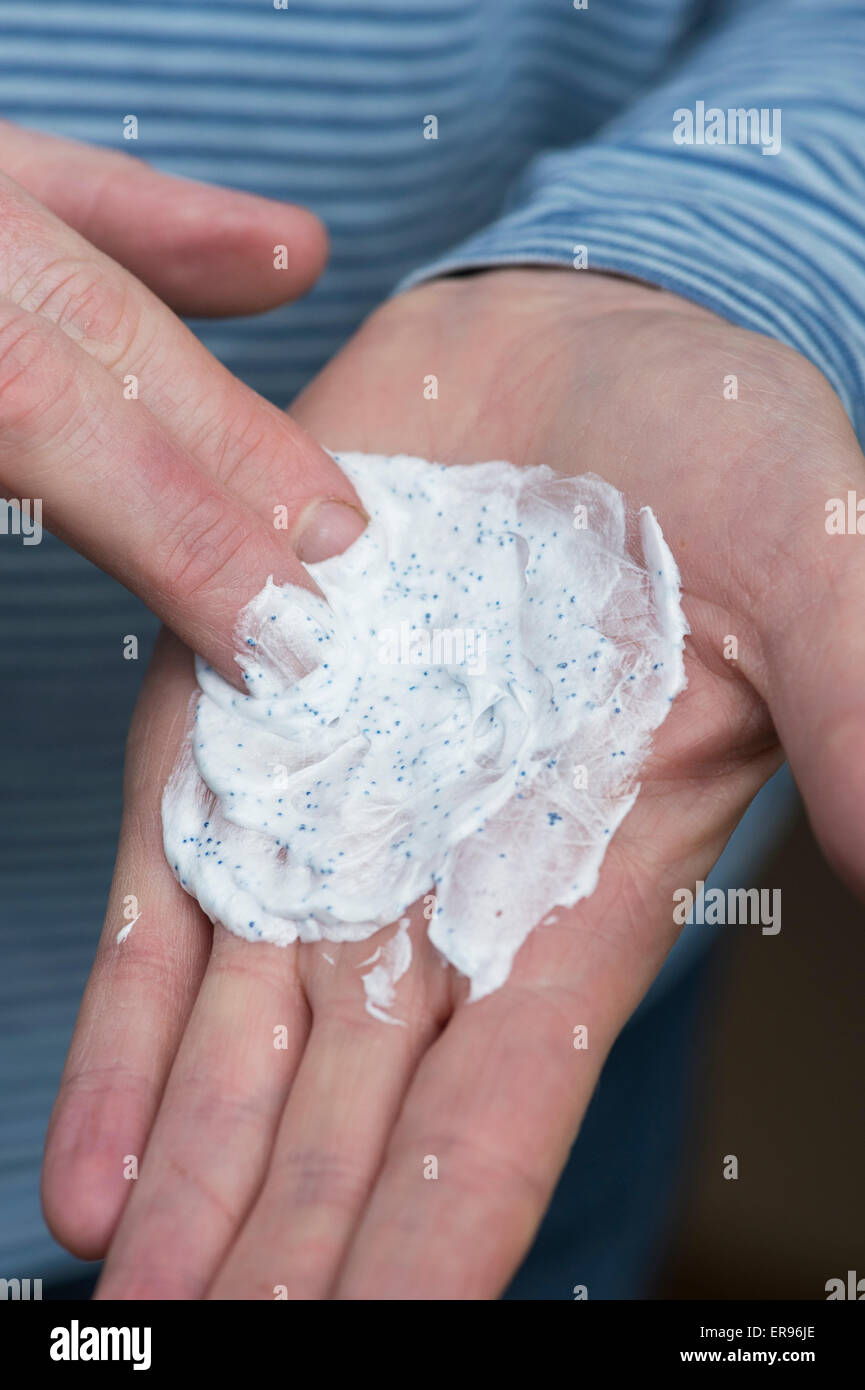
left=0, top=119, right=327, bottom=316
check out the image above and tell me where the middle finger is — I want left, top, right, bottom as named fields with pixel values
left=94, top=927, right=310, bottom=1301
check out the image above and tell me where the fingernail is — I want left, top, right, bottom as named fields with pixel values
left=294, top=500, right=367, bottom=563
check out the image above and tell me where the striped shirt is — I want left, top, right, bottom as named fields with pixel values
left=0, top=0, right=858, bottom=1278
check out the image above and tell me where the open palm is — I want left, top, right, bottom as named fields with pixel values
left=43, top=268, right=865, bottom=1298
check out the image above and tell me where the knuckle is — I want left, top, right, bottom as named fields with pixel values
left=0, top=307, right=64, bottom=434
left=273, top=1146, right=369, bottom=1213
left=93, top=929, right=180, bottom=1009
left=207, top=946, right=301, bottom=1003
left=398, top=1129, right=549, bottom=1215
left=11, top=254, right=141, bottom=367
left=184, top=400, right=270, bottom=485
left=54, top=1058, right=155, bottom=1115
left=183, top=395, right=293, bottom=498
left=165, top=1075, right=274, bottom=1147
left=159, top=491, right=253, bottom=604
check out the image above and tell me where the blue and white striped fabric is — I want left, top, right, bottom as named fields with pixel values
left=0, top=0, right=861, bottom=1281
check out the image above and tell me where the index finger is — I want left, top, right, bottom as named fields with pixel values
left=0, top=173, right=365, bottom=682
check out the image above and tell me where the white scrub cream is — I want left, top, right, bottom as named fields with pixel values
left=162, top=453, right=687, bottom=1007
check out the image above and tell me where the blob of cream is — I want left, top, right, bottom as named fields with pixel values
left=162, top=452, right=687, bottom=1017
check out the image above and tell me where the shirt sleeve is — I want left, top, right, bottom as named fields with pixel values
left=399, top=0, right=865, bottom=434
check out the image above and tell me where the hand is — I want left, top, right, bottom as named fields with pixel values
left=0, top=120, right=364, bottom=682
left=43, top=268, right=865, bottom=1298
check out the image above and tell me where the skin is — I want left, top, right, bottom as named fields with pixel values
left=0, top=120, right=366, bottom=685
left=36, top=258, right=865, bottom=1299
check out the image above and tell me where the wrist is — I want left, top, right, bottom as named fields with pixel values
left=392, top=263, right=715, bottom=332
